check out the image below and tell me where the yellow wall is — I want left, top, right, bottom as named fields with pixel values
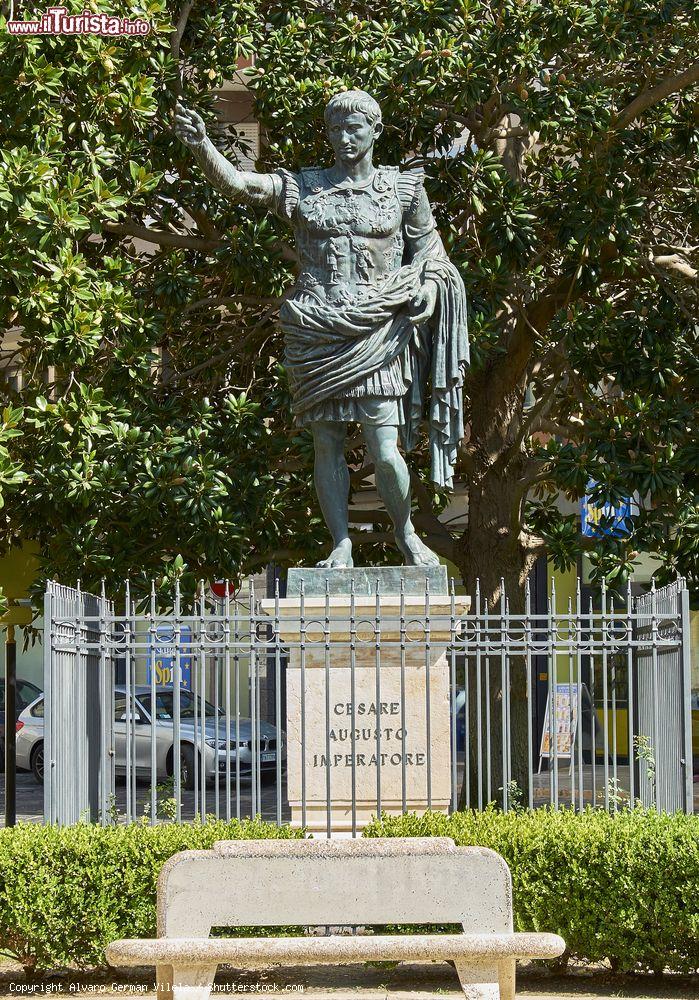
left=0, top=542, right=43, bottom=688
left=0, top=540, right=40, bottom=600
left=549, top=561, right=578, bottom=685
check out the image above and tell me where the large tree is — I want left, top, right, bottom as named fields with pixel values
left=1, top=0, right=698, bottom=619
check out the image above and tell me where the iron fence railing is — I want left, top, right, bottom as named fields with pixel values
left=41, top=574, right=694, bottom=831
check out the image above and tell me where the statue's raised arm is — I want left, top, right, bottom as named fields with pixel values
left=173, top=103, right=278, bottom=208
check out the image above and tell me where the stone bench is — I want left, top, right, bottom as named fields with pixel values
left=106, top=837, right=565, bottom=1000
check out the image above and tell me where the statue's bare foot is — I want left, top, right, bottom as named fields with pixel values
left=396, top=530, right=441, bottom=567
left=317, top=539, right=354, bottom=569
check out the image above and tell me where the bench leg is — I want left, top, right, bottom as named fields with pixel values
left=156, top=964, right=173, bottom=997
left=454, top=961, right=500, bottom=1000
left=498, top=960, right=515, bottom=1000
left=168, top=963, right=217, bottom=1000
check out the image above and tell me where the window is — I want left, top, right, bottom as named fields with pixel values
left=139, top=690, right=221, bottom=721
left=17, top=680, right=42, bottom=710
left=0, top=678, right=41, bottom=711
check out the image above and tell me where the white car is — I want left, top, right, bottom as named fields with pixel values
left=16, top=685, right=285, bottom=789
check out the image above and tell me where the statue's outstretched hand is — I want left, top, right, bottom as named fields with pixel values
left=174, top=103, right=207, bottom=148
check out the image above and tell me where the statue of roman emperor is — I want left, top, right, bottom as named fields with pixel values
left=174, top=90, right=469, bottom=569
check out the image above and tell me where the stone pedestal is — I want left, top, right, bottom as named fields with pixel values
left=261, top=566, right=470, bottom=834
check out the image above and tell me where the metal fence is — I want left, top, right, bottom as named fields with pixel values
left=42, top=574, right=694, bottom=831
left=43, top=582, right=115, bottom=824
left=635, top=579, right=693, bottom=812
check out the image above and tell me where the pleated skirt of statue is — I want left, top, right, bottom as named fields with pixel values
left=294, top=354, right=407, bottom=427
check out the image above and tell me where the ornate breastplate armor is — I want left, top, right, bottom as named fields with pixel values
left=293, top=166, right=405, bottom=306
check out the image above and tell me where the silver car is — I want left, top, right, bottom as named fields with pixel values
left=16, top=685, right=286, bottom=789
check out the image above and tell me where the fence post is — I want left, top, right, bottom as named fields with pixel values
left=680, top=585, right=694, bottom=815
left=43, top=583, right=54, bottom=824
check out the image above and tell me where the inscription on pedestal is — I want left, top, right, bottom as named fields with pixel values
left=313, top=698, right=425, bottom=769
left=286, top=659, right=451, bottom=814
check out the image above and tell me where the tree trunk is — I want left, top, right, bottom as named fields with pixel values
left=456, top=464, right=536, bottom=810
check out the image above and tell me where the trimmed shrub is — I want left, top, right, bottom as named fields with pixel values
left=364, top=807, right=699, bottom=975
left=2, top=809, right=697, bottom=975
left=0, top=818, right=303, bottom=973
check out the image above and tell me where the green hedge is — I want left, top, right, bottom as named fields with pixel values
left=365, top=808, right=699, bottom=975
left=0, top=819, right=303, bottom=973
left=1, top=809, right=697, bottom=976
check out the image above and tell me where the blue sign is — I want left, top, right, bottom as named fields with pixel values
left=146, top=624, right=193, bottom=690
left=581, top=484, right=633, bottom=538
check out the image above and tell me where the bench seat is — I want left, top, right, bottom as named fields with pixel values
left=107, top=931, right=565, bottom=967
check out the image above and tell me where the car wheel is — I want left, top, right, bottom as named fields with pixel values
left=31, top=742, right=44, bottom=785
left=179, top=746, right=196, bottom=791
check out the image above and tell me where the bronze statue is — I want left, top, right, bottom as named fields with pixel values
left=174, top=90, right=468, bottom=568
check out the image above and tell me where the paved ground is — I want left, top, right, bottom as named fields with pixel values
left=6, top=766, right=696, bottom=825
left=0, top=771, right=289, bottom=824
left=0, top=962, right=697, bottom=999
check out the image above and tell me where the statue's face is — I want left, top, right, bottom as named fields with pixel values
left=326, top=111, right=380, bottom=164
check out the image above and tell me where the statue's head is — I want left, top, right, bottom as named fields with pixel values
left=324, top=90, right=383, bottom=164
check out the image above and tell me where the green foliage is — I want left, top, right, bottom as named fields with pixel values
left=0, top=817, right=304, bottom=972
left=365, top=807, right=699, bottom=974
left=0, top=0, right=698, bottom=595
left=1, top=810, right=697, bottom=976
left=634, top=735, right=657, bottom=796
left=0, top=0, right=323, bottom=602
left=142, top=776, right=177, bottom=820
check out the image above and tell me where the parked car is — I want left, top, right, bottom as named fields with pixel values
left=454, top=689, right=466, bottom=749
left=0, top=677, right=42, bottom=772
left=16, top=685, right=286, bottom=789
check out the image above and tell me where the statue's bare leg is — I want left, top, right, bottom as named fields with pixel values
left=311, top=421, right=353, bottom=569
left=363, top=423, right=440, bottom=567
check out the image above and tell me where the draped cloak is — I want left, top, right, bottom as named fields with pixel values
left=272, top=165, right=469, bottom=489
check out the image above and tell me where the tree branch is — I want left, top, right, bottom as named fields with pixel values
left=350, top=531, right=394, bottom=546
left=409, top=470, right=457, bottom=559
left=105, top=218, right=297, bottom=265
left=651, top=253, right=698, bottom=284
left=184, top=294, right=280, bottom=313
left=489, top=113, right=537, bottom=181
left=458, top=441, right=477, bottom=477
left=513, top=460, right=556, bottom=505
left=104, top=219, right=220, bottom=252
left=168, top=290, right=289, bottom=382
left=493, top=357, right=568, bottom=472
left=348, top=484, right=457, bottom=563
left=349, top=465, right=376, bottom=485
left=350, top=529, right=453, bottom=553
left=170, top=0, right=194, bottom=95
left=348, top=508, right=391, bottom=524
left=184, top=205, right=220, bottom=241
left=611, top=60, right=699, bottom=133
left=537, top=417, right=583, bottom=439
left=518, top=529, right=547, bottom=560
left=496, top=241, right=618, bottom=395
